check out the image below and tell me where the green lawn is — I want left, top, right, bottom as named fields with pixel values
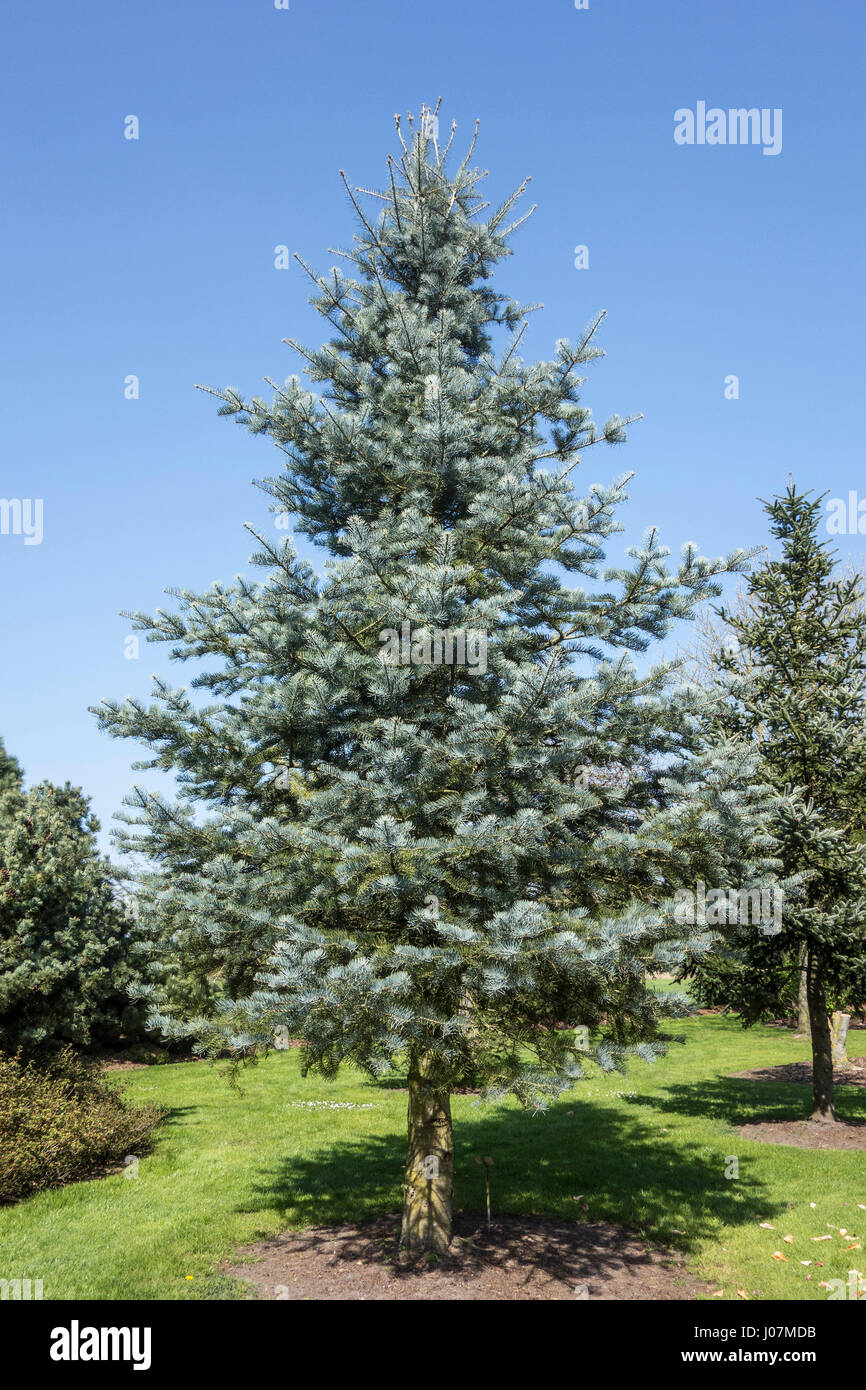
left=2, top=1015, right=864, bottom=1300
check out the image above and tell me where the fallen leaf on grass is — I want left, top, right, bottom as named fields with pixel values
left=758, top=1222, right=775, bottom=1229
left=771, top=1252, right=788, bottom=1261
left=736, top=1289, right=750, bottom=1300
left=783, top=1235, right=794, bottom=1244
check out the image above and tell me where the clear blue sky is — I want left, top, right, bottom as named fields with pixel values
left=1, top=0, right=864, bottom=857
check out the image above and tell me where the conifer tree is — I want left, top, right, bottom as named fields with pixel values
left=686, top=486, right=866, bottom=1122
left=94, top=107, right=776, bottom=1249
left=0, top=776, right=146, bottom=1054
left=0, top=737, right=22, bottom=801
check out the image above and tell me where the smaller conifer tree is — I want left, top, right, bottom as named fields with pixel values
left=687, top=486, right=866, bottom=1122
left=0, top=762, right=145, bottom=1055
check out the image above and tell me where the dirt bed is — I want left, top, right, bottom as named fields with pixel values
left=223, top=1213, right=710, bottom=1301
left=728, top=1058, right=866, bottom=1088
left=736, top=1119, right=866, bottom=1150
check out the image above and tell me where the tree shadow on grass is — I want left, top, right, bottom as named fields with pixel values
left=144, top=1104, right=198, bottom=1131
left=239, top=1095, right=782, bottom=1259
left=630, top=1077, right=866, bottom=1127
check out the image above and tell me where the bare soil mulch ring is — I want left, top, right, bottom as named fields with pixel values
left=99, top=1050, right=228, bottom=1071
left=223, top=1213, right=710, bottom=1301
left=736, top=1118, right=866, bottom=1150
left=728, top=1057, right=866, bottom=1089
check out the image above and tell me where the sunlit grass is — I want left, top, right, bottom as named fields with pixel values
left=1, top=1015, right=863, bottom=1300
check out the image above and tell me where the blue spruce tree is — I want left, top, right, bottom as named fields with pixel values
left=95, top=107, right=778, bottom=1251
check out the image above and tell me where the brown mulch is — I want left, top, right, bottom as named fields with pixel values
left=100, top=1053, right=201, bottom=1071
left=222, top=1213, right=710, bottom=1301
left=736, top=1119, right=866, bottom=1150
left=728, top=1058, right=866, bottom=1088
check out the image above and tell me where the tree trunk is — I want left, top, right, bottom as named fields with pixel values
left=796, top=942, right=810, bottom=1037
left=806, top=951, right=835, bottom=1123
left=830, top=1012, right=851, bottom=1069
left=400, top=1049, right=454, bottom=1253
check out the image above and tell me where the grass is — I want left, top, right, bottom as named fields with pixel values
left=1, top=1014, right=864, bottom=1300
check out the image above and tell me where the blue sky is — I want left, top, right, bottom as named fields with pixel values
left=1, top=0, right=864, bottom=856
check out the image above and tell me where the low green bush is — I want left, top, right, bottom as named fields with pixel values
left=0, top=1047, right=165, bottom=1202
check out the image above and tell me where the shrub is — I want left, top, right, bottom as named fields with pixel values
left=0, top=1047, right=165, bottom=1203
